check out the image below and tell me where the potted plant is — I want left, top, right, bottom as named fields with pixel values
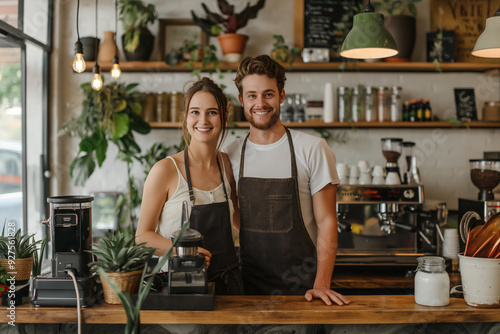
left=191, top=0, right=266, bottom=62
left=0, top=228, right=45, bottom=282
left=88, top=231, right=155, bottom=305
left=270, top=34, right=300, bottom=66
left=61, top=81, right=151, bottom=230
left=118, top=0, right=158, bottom=61
left=372, top=0, right=422, bottom=62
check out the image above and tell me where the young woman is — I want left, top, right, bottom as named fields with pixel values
left=136, top=77, right=242, bottom=295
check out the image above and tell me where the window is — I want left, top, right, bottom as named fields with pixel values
left=0, top=1, right=51, bottom=239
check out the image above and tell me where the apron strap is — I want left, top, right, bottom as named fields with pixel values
left=239, top=127, right=297, bottom=179
left=184, top=149, right=228, bottom=205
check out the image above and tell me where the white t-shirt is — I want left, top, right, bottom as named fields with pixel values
left=224, top=129, right=339, bottom=245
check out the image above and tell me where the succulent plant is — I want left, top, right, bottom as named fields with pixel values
left=191, top=0, right=266, bottom=36
left=88, top=231, right=155, bottom=273
left=0, top=228, right=43, bottom=259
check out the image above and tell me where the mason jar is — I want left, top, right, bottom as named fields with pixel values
left=414, top=256, right=450, bottom=306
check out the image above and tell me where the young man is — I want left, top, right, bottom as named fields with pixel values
left=225, top=55, right=350, bottom=306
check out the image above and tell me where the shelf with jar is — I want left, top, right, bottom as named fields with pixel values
left=149, top=120, right=500, bottom=129
left=80, top=60, right=500, bottom=73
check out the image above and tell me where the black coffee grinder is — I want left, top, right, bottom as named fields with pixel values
left=32, top=196, right=97, bottom=307
left=168, top=201, right=207, bottom=294
left=142, top=201, right=214, bottom=310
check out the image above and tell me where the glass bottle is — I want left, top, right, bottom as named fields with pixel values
left=390, top=86, right=402, bottom=122
left=377, top=86, right=390, bottom=122
left=337, top=86, right=351, bottom=123
left=280, top=95, right=294, bottom=122
left=351, top=86, right=360, bottom=122
left=365, top=86, right=377, bottom=122
left=414, top=256, right=450, bottom=307
left=294, top=94, right=307, bottom=123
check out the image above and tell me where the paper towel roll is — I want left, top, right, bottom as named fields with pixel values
left=323, top=82, right=334, bottom=123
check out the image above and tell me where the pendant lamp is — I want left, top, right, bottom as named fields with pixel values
left=339, top=1, right=398, bottom=60
left=472, top=7, right=500, bottom=58
left=110, top=0, right=121, bottom=79
left=72, top=0, right=85, bottom=73
left=91, top=0, right=103, bottom=91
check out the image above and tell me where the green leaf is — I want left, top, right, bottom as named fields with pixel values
left=70, top=154, right=97, bottom=186
left=112, top=113, right=130, bottom=140
left=95, top=139, right=108, bottom=167
left=129, top=113, right=151, bottom=134
left=114, top=99, right=127, bottom=112
left=125, top=83, right=139, bottom=92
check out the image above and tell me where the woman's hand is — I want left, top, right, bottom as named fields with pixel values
left=197, top=247, right=212, bottom=268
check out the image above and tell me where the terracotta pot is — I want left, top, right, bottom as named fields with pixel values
left=100, top=269, right=143, bottom=305
left=98, top=31, right=118, bottom=63
left=217, top=33, right=249, bottom=62
left=384, top=15, right=416, bottom=62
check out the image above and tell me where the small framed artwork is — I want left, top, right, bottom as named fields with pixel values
left=157, top=19, right=209, bottom=61
left=426, top=30, right=455, bottom=63
left=454, top=88, right=478, bottom=121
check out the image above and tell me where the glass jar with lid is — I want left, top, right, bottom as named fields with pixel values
left=390, top=86, right=402, bottom=122
left=364, top=86, right=377, bottom=122
left=337, top=86, right=351, bottom=123
left=414, top=256, right=450, bottom=306
left=377, top=86, right=390, bottom=122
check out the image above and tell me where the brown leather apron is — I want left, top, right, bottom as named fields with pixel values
left=184, top=149, right=243, bottom=295
left=238, top=128, right=317, bottom=295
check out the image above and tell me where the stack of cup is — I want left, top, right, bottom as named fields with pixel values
left=349, top=165, right=360, bottom=184
left=358, top=161, right=372, bottom=184
left=442, top=228, right=460, bottom=261
left=337, top=163, right=349, bottom=184
left=372, top=165, right=385, bottom=185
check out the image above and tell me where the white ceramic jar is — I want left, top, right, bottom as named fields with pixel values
left=414, top=256, right=450, bottom=307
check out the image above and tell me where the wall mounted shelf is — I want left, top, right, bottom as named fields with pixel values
left=81, top=61, right=500, bottom=74
left=150, top=120, right=500, bottom=129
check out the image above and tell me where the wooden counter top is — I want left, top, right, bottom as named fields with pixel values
left=2, top=295, right=499, bottom=325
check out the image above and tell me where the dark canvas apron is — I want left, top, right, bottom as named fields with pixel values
left=238, top=128, right=317, bottom=295
left=184, top=149, right=243, bottom=295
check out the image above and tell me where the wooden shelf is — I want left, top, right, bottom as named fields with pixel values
left=83, top=60, right=500, bottom=73
left=150, top=120, right=500, bottom=129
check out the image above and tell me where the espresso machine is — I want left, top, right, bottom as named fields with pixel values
left=32, top=196, right=97, bottom=307
left=336, top=184, right=437, bottom=266
left=458, top=158, right=500, bottom=251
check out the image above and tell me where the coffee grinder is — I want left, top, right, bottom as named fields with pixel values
left=381, top=138, right=403, bottom=184
left=402, top=141, right=421, bottom=185
left=142, top=201, right=214, bottom=310
left=32, top=196, right=97, bottom=307
left=458, top=159, right=500, bottom=251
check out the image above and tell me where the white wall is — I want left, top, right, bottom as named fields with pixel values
left=50, top=0, right=500, bottom=210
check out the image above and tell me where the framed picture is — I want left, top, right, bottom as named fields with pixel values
left=454, top=88, right=477, bottom=121
left=426, top=30, right=455, bottom=63
left=158, top=19, right=209, bottom=61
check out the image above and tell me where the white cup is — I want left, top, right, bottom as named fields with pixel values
left=349, top=165, right=360, bottom=177
left=357, top=160, right=370, bottom=173
left=337, top=163, right=349, bottom=177
left=372, top=165, right=385, bottom=177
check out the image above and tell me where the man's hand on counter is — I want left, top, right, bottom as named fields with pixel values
left=305, top=287, right=351, bottom=306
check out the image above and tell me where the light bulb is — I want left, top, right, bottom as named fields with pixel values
left=91, top=64, right=103, bottom=90
left=73, top=40, right=86, bottom=73
left=91, top=73, right=103, bottom=90
left=111, top=60, right=121, bottom=79
left=73, top=53, right=86, bottom=73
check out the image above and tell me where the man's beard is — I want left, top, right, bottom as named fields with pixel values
left=246, top=108, right=280, bottom=130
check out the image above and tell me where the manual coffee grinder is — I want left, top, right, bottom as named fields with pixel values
left=32, top=195, right=97, bottom=307
left=381, top=138, right=403, bottom=184
left=168, top=201, right=208, bottom=294
left=402, top=141, right=421, bottom=185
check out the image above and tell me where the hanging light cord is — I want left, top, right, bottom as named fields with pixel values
left=94, top=0, right=99, bottom=64
left=76, top=0, right=81, bottom=41
left=114, top=0, right=118, bottom=56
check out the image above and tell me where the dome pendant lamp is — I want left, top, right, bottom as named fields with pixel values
left=472, top=6, right=500, bottom=58
left=339, top=1, right=398, bottom=60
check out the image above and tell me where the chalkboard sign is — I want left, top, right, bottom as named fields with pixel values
left=454, top=88, right=477, bottom=121
left=303, top=0, right=362, bottom=57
